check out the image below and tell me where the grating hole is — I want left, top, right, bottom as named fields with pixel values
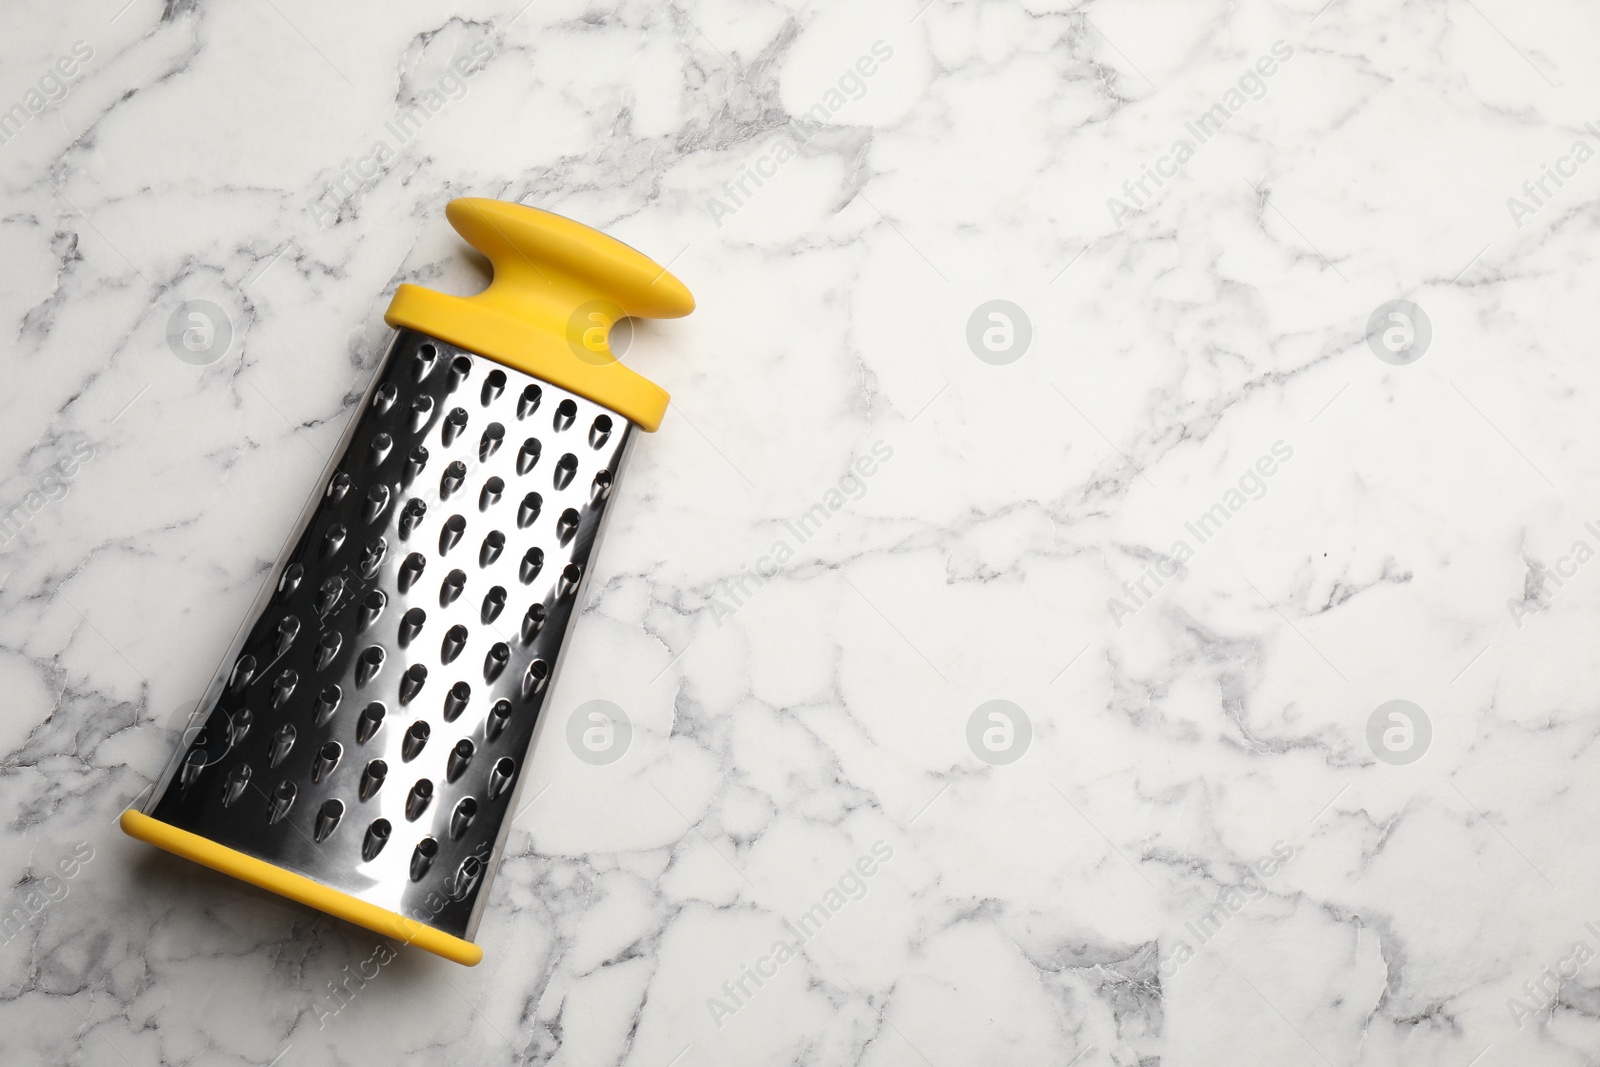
left=363, top=818, right=391, bottom=860
left=479, top=422, right=505, bottom=460
left=410, top=836, right=437, bottom=880
left=482, top=369, right=506, bottom=406
left=480, top=476, right=504, bottom=511
left=553, top=399, right=577, bottom=432
left=553, top=453, right=578, bottom=490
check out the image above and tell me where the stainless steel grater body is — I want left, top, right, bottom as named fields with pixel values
left=125, top=197, right=694, bottom=965
left=141, top=327, right=634, bottom=944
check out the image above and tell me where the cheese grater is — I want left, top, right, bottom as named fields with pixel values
left=121, top=198, right=694, bottom=966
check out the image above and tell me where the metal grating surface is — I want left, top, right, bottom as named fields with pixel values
left=146, top=328, right=634, bottom=940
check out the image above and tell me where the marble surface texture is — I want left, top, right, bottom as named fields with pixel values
left=3, top=0, right=1599, bottom=1064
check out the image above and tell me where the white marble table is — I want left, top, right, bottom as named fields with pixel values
left=3, top=1, right=1599, bottom=1064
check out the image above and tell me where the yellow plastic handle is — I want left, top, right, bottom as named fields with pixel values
left=385, top=198, right=694, bottom=431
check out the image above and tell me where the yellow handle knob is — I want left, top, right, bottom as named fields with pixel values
left=385, top=198, right=694, bottom=431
